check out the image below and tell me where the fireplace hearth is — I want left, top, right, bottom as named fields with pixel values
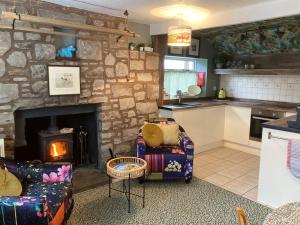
left=14, top=104, right=101, bottom=168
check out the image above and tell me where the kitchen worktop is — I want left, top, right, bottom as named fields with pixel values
left=159, top=98, right=297, bottom=113
left=262, top=115, right=300, bottom=134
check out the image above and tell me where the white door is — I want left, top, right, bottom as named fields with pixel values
left=224, top=106, right=251, bottom=145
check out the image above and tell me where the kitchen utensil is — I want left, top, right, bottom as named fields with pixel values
left=218, top=88, right=226, bottom=99
left=188, top=85, right=201, bottom=96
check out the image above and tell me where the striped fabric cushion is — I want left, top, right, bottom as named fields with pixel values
left=144, top=154, right=164, bottom=173
left=287, top=140, right=300, bottom=178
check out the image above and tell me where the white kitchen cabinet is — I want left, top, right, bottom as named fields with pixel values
left=224, top=106, right=251, bottom=145
left=159, top=106, right=225, bottom=153
left=258, top=127, right=300, bottom=208
left=160, top=104, right=295, bottom=156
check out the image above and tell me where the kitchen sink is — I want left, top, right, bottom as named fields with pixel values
left=167, top=103, right=191, bottom=108
left=166, top=102, right=202, bottom=108
left=184, top=102, right=202, bottom=106
left=170, top=102, right=190, bottom=106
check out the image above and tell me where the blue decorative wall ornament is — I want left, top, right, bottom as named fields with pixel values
left=57, top=46, right=77, bottom=58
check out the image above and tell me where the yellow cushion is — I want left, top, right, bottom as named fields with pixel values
left=142, top=123, right=163, bottom=147
left=0, top=168, right=22, bottom=196
left=158, top=123, right=179, bottom=145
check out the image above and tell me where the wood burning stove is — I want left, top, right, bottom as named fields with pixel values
left=38, top=115, right=73, bottom=162
left=38, top=131, right=73, bottom=162
left=15, top=104, right=99, bottom=166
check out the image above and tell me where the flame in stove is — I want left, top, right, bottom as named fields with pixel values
left=52, top=143, right=59, bottom=157
left=50, top=142, right=67, bottom=159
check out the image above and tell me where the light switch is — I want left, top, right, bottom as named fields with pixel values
left=0, top=139, right=4, bottom=157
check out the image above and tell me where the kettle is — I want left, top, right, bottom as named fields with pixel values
left=218, top=88, right=226, bottom=99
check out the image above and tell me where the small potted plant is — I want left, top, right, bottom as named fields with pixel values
left=144, top=44, right=153, bottom=52
left=214, top=54, right=226, bottom=69
left=136, top=43, right=145, bottom=52
left=129, top=42, right=136, bottom=51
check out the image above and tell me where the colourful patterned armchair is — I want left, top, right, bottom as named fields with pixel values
left=137, top=119, right=194, bottom=183
left=0, top=158, right=73, bottom=225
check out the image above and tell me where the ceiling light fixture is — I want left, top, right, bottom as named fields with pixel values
left=167, top=12, right=192, bottom=47
left=151, top=4, right=209, bottom=47
left=168, top=24, right=192, bottom=46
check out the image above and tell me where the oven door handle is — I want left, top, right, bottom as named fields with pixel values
left=252, top=116, right=275, bottom=121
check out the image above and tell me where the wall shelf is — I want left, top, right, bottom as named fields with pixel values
left=55, top=57, right=81, bottom=62
left=214, top=69, right=300, bottom=75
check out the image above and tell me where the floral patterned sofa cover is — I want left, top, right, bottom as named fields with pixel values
left=137, top=119, right=194, bottom=183
left=0, top=157, right=73, bottom=225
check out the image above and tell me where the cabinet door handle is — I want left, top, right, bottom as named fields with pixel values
left=252, top=116, right=275, bottom=121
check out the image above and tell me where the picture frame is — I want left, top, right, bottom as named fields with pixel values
left=168, top=46, right=185, bottom=56
left=187, top=38, right=200, bottom=57
left=48, top=66, right=81, bottom=96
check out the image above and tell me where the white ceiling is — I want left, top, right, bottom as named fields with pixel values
left=44, top=0, right=277, bottom=24
left=44, top=0, right=300, bottom=34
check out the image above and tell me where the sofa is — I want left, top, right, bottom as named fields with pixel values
left=0, top=158, right=73, bottom=225
left=137, top=119, right=194, bottom=182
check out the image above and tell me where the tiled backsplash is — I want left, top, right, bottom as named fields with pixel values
left=220, top=75, right=300, bottom=103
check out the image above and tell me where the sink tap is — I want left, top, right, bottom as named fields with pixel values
left=176, top=90, right=182, bottom=104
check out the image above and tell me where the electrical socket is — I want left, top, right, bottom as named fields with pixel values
left=0, top=139, right=4, bottom=157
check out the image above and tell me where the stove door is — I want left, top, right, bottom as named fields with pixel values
left=250, top=115, right=275, bottom=141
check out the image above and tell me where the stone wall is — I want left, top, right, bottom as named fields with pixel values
left=0, top=0, right=160, bottom=165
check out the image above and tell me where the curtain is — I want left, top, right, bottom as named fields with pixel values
left=164, top=71, right=197, bottom=98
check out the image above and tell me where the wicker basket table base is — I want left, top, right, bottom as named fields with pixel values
left=106, top=157, right=147, bottom=213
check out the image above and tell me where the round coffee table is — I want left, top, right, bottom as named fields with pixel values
left=106, top=157, right=147, bottom=213
left=263, top=202, right=300, bottom=225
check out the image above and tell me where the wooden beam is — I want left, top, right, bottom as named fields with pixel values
left=0, top=11, right=140, bottom=38
left=0, top=24, right=104, bottom=41
left=152, top=34, right=166, bottom=106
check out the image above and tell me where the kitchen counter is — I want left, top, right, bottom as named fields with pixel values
left=258, top=119, right=300, bottom=208
left=262, top=115, right=300, bottom=134
left=159, top=99, right=297, bottom=113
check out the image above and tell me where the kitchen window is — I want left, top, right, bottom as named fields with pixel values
left=164, top=56, right=207, bottom=99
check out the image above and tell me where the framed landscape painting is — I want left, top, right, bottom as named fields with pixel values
left=187, top=38, right=200, bottom=57
left=48, top=66, right=81, bottom=95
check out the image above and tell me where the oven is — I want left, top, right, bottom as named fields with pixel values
left=249, top=108, right=285, bottom=141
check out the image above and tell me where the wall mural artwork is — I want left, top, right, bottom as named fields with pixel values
left=212, top=26, right=300, bottom=56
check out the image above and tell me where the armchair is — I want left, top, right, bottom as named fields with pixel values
left=137, top=120, right=194, bottom=183
left=0, top=158, right=73, bottom=225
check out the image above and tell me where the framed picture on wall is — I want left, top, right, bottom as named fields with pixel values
left=187, top=38, right=200, bottom=57
left=48, top=66, right=81, bottom=96
left=168, top=46, right=185, bottom=56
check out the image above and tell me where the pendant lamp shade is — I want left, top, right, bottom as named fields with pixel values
left=168, top=25, right=192, bottom=46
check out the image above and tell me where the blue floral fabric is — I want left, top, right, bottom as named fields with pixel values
left=23, top=181, right=73, bottom=217
left=137, top=121, right=194, bottom=181
left=0, top=196, right=47, bottom=225
left=0, top=158, right=73, bottom=225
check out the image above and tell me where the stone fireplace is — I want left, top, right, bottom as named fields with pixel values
left=14, top=104, right=101, bottom=167
left=0, top=0, right=160, bottom=171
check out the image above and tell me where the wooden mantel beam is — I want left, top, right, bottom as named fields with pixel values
left=0, top=24, right=103, bottom=41
left=0, top=11, right=140, bottom=38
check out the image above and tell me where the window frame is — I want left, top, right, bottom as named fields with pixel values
left=163, top=56, right=208, bottom=102
left=164, top=56, right=197, bottom=72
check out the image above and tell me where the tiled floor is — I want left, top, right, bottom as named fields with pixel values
left=193, top=147, right=260, bottom=202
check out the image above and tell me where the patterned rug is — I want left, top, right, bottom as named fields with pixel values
left=69, top=177, right=271, bottom=225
